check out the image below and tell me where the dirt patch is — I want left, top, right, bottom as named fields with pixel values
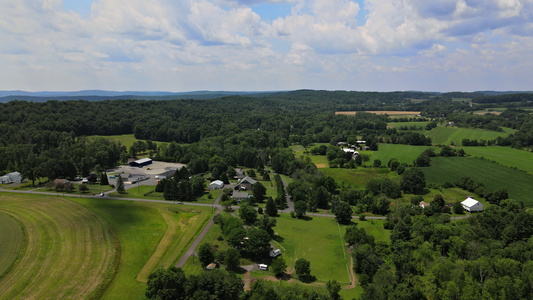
left=474, top=111, right=502, bottom=115
left=315, top=163, right=327, bottom=168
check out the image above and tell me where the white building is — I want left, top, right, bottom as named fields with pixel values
left=208, top=180, right=224, bottom=190
left=461, top=197, right=484, bottom=212
left=342, top=148, right=359, bottom=159
left=0, top=172, right=22, bottom=184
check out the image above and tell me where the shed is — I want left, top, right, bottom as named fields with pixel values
left=129, top=158, right=153, bottom=167
left=419, top=201, right=431, bottom=209
left=208, top=180, right=224, bottom=190
left=461, top=197, right=483, bottom=212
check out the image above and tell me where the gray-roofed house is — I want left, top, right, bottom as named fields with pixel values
left=235, top=176, right=257, bottom=191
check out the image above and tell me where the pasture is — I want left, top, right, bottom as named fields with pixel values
left=457, top=146, right=533, bottom=174
left=427, top=126, right=516, bottom=145
left=89, top=134, right=148, bottom=149
left=422, top=157, right=533, bottom=206
left=0, top=212, right=24, bottom=277
left=320, top=168, right=396, bottom=189
left=0, top=194, right=117, bottom=299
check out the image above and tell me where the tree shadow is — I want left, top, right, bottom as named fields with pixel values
left=272, top=234, right=285, bottom=243
left=299, top=216, right=313, bottom=221
left=276, top=273, right=292, bottom=281
left=229, top=266, right=247, bottom=275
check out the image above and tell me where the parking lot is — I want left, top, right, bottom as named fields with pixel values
left=106, top=161, right=186, bottom=189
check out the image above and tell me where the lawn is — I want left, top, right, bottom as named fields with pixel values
left=457, top=146, right=533, bottom=174
left=0, top=212, right=24, bottom=277
left=70, top=197, right=213, bottom=299
left=387, top=121, right=429, bottom=129
left=427, top=126, right=516, bottom=145
left=422, top=157, right=533, bottom=207
left=0, top=193, right=117, bottom=299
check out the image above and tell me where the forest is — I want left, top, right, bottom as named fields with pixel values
left=1, top=90, right=533, bottom=299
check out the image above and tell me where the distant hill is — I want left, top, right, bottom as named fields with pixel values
left=0, top=90, right=277, bottom=102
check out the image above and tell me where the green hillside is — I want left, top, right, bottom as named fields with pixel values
left=458, top=146, right=533, bottom=174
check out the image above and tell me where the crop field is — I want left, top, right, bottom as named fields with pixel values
left=473, top=110, right=502, bottom=115
left=0, top=193, right=117, bottom=299
left=427, top=126, right=516, bottom=145
left=70, top=198, right=213, bottom=299
left=457, top=146, right=533, bottom=174
left=422, top=157, right=533, bottom=206
left=0, top=212, right=24, bottom=277
left=365, top=144, right=436, bottom=166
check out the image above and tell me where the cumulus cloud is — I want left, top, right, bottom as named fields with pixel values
left=0, top=0, right=533, bottom=91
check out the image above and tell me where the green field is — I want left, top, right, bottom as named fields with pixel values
left=427, top=126, right=516, bottom=145
left=365, top=144, right=436, bottom=166
left=0, top=212, right=24, bottom=277
left=70, top=198, right=213, bottom=299
left=320, top=167, right=397, bottom=189
left=422, top=157, right=533, bottom=206
left=0, top=194, right=117, bottom=299
left=457, top=146, right=533, bottom=174
left=88, top=134, right=162, bottom=149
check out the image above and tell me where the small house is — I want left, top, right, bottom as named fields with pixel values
left=234, top=168, right=245, bottom=179
left=208, top=180, right=224, bottom=190
left=235, top=176, right=257, bottom=191
left=232, top=191, right=249, bottom=202
left=461, top=197, right=483, bottom=212
left=0, top=172, right=22, bottom=184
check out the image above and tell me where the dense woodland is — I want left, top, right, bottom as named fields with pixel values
left=2, top=90, right=533, bottom=299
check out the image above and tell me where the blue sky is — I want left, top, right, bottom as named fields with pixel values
left=1, top=0, right=532, bottom=92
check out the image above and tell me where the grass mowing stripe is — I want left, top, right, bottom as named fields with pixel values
left=337, top=222, right=351, bottom=284
left=0, top=212, right=24, bottom=278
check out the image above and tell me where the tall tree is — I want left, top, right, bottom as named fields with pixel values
left=252, top=182, right=267, bottom=203
left=116, top=175, right=125, bottom=194
left=334, top=201, right=353, bottom=224
left=400, top=168, right=426, bottom=194
left=265, top=197, right=278, bottom=217
left=295, top=258, right=311, bottom=279
left=198, top=243, right=214, bottom=268
left=271, top=257, right=287, bottom=278
left=224, top=248, right=241, bottom=271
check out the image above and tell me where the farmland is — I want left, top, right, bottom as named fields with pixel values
left=0, top=194, right=117, bottom=299
left=320, top=167, right=395, bottom=189
left=335, top=111, right=421, bottom=117
left=363, top=144, right=436, bottom=166
left=457, top=146, right=533, bottom=174
left=427, top=126, right=516, bottom=145
left=422, top=157, right=533, bottom=206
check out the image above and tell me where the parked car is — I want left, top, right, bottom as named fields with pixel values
left=259, top=264, right=268, bottom=271
left=269, top=249, right=281, bottom=258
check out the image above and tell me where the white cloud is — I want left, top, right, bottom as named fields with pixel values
left=0, top=0, right=533, bottom=91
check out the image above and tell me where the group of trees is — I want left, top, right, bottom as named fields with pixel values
left=345, top=199, right=533, bottom=300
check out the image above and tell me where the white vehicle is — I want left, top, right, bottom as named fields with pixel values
left=269, top=249, right=281, bottom=258
left=259, top=264, right=268, bottom=271
left=82, top=178, right=89, bottom=183
left=100, top=192, right=104, bottom=197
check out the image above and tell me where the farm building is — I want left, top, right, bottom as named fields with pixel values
left=208, top=180, right=224, bottom=190
left=235, top=176, right=257, bottom=191
left=155, top=168, right=178, bottom=180
left=342, top=148, right=359, bottom=159
left=0, top=172, right=22, bottom=184
left=419, top=201, right=431, bottom=209
left=461, top=197, right=483, bottom=212
left=129, top=158, right=153, bottom=167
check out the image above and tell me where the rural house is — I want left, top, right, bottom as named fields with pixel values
left=419, top=201, right=431, bottom=209
left=235, top=176, right=257, bottom=191
left=232, top=190, right=249, bottom=202
left=461, top=197, right=483, bottom=212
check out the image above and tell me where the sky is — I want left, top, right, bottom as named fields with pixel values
left=1, top=0, right=532, bottom=92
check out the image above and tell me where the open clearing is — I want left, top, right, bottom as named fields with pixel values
left=88, top=134, right=161, bottom=149
left=0, top=193, right=117, bottom=299
left=422, top=157, right=533, bottom=207
left=321, top=167, right=396, bottom=189
left=0, top=212, right=24, bottom=277
left=365, top=144, right=436, bottom=166
left=427, top=126, right=516, bottom=145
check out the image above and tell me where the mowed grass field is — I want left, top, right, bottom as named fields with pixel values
left=422, top=157, right=533, bottom=206
left=70, top=198, right=213, bottom=299
left=427, top=126, right=516, bottom=145
left=365, top=144, right=436, bottom=166
left=457, top=146, right=533, bottom=174
left=320, top=168, right=396, bottom=189
left=0, top=212, right=24, bottom=277
left=0, top=193, right=117, bottom=299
